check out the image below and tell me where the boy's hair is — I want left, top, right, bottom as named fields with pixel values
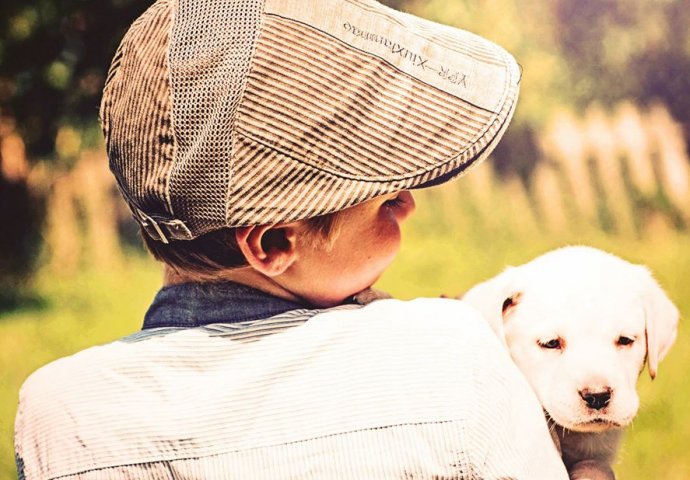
left=142, top=212, right=342, bottom=280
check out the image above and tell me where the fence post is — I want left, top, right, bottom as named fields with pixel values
left=645, top=103, right=690, bottom=225
left=583, top=105, right=637, bottom=236
left=530, top=160, right=569, bottom=233
left=541, top=109, right=598, bottom=228
left=46, top=175, right=80, bottom=273
left=73, top=151, right=122, bottom=270
left=613, top=101, right=657, bottom=198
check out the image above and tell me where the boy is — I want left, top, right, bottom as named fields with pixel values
left=14, top=0, right=569, bottom=478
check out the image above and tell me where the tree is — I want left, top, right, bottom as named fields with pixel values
left=0, top=0, right=148, bottom=158
left=0, top=1, right=147, bottom=293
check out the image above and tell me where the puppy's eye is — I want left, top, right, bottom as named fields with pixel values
left=617, top=336, right=635, bottom=347
left=538, top=338, right=563, bottom=350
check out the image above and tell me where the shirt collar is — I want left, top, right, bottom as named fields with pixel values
left=142, top=281, right=308, bottom=329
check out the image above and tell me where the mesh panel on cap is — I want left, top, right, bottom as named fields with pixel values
left=167, top=0, right=264, bottom=235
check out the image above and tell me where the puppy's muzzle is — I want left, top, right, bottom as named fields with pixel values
left=579, top=388, right=612, bottom=410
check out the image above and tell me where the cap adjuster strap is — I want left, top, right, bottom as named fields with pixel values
left=142, top=213, right=170, bottom=244
left=131, top=205, right=194, bottom=243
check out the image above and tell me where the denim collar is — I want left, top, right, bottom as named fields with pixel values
left=142, top=281, right=309, bottom=329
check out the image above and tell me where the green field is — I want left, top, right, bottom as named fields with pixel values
left=1, top=189, right=688, bottom=479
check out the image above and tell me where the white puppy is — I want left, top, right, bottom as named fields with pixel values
left=463, top=246, right=679, bottom=480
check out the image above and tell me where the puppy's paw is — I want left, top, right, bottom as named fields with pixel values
left=568, top=459, right=615, bottom=480
left=352, top=288, right=392, bottom=305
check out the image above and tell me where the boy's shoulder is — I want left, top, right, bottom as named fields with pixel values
left=13, top=298, right=523, bottom=479
left=18, top=298, right=494, bottom=395
left=319, top=297, right=498, bottom=346
left=18, top=297, right=497, bottom=396
left=349, top=296, right=489, bottom=329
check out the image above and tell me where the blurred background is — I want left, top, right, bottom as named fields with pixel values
left=1, top=0, right=689, bottom=478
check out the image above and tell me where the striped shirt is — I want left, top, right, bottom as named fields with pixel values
left=15, top=282, right=567, bottom=479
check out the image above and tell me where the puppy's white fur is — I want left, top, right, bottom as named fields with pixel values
left=463, top=246, right=679, bottom=479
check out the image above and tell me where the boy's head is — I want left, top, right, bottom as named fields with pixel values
left=101, top=0, right=520, bottom=300
left=141, top=210, right=343, bottom=282
left=147, top=190, right=415, bottom=306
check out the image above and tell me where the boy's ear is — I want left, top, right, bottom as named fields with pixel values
left=235, top=224, right=298, bottom=276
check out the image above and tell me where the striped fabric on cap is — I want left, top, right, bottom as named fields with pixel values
left=226, top=135, right=412, bottom=226
left=228, top=12, right=514, bottom=225
left=100, top=0, right=175, bottom=218
left=241, top=16, right=494, bottom=177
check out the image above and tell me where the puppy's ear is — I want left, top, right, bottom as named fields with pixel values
left=462, top=267, right=519, bottom=343
left=502, top=292, right=522, bottom=319
left=640, top=268, right=679, bottom=380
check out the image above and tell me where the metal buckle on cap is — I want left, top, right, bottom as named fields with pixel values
left=138, top=211, right=170, bottom=244
left=161, top=218, right=194, bottom=241
left=133, top=207, right=194, bottom=243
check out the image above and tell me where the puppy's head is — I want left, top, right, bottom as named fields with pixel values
left=463, top=246, right=679, bottom=433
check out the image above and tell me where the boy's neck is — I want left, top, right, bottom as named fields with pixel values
left=163, top=265, right=308, bottom=306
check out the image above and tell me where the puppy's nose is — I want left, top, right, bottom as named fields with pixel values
left=579, top=388, right=612, bottom=410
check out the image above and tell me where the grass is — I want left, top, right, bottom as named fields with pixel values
left=1, top=185, right=689, bottom=479
left=0, top=255, right=162, bottom=479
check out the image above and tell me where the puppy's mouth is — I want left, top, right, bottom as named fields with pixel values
left=573, top=418, right=622, bottom=432
left=544, top=410, right=623, bottom=432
